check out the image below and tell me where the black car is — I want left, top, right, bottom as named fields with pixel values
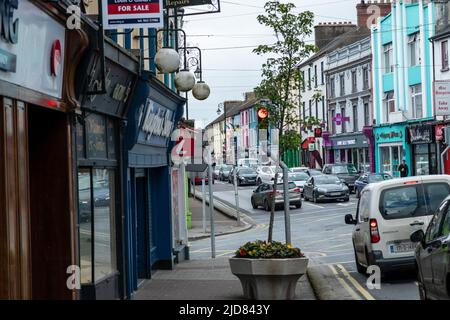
left=354, top=173, right=392, bottom=198
left=410, top=195, right=450, bottom=300
left=236, top=167, right=257, bottom=186
left=303, top=174, right=350, bottom=203
left=322, top=163, right=360, bottom=193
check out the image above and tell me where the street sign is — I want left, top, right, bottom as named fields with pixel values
left=165, top=0, right=212, bottom=8
left=102, top=0, right=164, bottom=30
left=308, top=143, right=315, bottom=151
left=434, top=81, right=450, bottom=116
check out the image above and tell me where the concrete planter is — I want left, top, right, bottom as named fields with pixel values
left=229, top=257, right=309, bottom=300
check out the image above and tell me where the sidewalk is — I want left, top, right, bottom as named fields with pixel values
left=133, top=258, right=316, bottom=300
left=188, top=197, right=252, bottom=241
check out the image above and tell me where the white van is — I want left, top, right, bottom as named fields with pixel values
left=237, top=158, right=259, bottom=168
left=345, top=175, right=450, bottom=275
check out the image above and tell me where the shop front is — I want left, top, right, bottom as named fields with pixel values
left=0, top=0, right=87, bottom=299
left=326, top=133, right=371, bottom=172
left=407, top=124, right=438, bottom=176
left=124, top=71, right=185, bottom=298
left=75, top=36, right=139, bottom=299
left=374, top=123, right=410, bottom=177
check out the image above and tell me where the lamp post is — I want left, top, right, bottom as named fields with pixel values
left=180, top=46, right=210, bottom=101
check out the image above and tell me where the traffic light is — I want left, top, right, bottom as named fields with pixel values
left=314, top=127, right=322, bottom=138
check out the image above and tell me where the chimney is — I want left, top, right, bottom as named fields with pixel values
left=244, top=92, right=256, bottom=101
left=314, top=22, right=357, bottom=49
left=356, top=0, right=392, bottom=29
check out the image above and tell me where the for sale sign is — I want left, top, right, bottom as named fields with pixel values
left=102, top=0, right=163, bottom=30
left=434, top=81, right=450, bottom=116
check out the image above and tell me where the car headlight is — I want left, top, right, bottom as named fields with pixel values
left=342, top=185, right=349, bottom=191
left=316, top=188, right=326, bottom=193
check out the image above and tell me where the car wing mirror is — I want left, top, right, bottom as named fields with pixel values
left=344, top=214, right=357, bottom=225
left=410, top=229, right=425, bottom=245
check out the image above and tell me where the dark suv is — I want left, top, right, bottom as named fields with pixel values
left=322, top=163, right=360, bottom=193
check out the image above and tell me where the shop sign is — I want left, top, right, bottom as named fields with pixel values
left=0, top=0, right=65, bottom=98
left=336, top=139, right=356, bottom=147
left=102, top=0, right=163, bottom=30
left=140, top=99, right=175, bottom=140
left=434, top=81, right=450, bottom=116
left=408, top=126, right=433, bottom=144
left=376, top=131, right=403, bottom=141
left=165, top=0, right=212, bottom=7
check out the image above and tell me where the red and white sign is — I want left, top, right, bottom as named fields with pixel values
left=51, top=40, right=62, bottom=77
left=102, top=0, right=163, bottom=30
left=434, top=81, right=450, bottom=116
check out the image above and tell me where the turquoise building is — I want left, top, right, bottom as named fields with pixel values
left=371, top=0, right=437, bottom=176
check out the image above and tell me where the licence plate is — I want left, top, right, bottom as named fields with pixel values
left=389, top=242, right=416, bottom=253
left=331, top=192, right=341, bottom=196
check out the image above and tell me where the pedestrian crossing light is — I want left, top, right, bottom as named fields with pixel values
left=314, top=127, right=322, bottom=138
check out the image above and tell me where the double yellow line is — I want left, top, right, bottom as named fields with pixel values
left=329, top=264, right=376, bottom=300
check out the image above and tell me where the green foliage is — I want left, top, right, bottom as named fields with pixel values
left=253, top=1, right=318, bottom=153
left=235, top=240, right=304, bottom=259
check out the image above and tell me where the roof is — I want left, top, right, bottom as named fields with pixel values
left=297, top=27, right=371, bottom=69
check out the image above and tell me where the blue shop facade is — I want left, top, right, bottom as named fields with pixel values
left=123, top=71, right=186, bottom=298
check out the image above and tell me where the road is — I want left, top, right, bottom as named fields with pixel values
left=189, top=180, right=419, bottom=300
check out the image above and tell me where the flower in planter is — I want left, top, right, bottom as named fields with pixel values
left=235, top=240, right=304, bottom=259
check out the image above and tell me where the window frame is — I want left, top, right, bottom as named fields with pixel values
left=442, top=40, right=449, bottom=71
left=411, top=84, right=423, bottom=119
left=383, top=43, right=394, bottom=73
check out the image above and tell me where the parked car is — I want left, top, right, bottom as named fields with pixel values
left=410, top=195, right=450, bottom=300
left=251, top=182, right=302, bottom=211
left=237, top=158, right=259, bottom=169
left=322, top=163, right=360, bottom=193
left=256, top=165, right=283, bottom=185
left=290, top=167, right=323, bottom=177
left=303, top=174, right=350, bottom=203
left=228, top=166, right=238, bottom=183
left=236, top=167, right=258, bottom=186
left=345, top=175, right=450, bottom=277
left=288, top=172, right=310, bottom=196
left=218, top=164, right=233, bottom=181
left=355, top=173, right=393, bottom=198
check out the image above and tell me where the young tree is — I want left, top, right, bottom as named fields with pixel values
left=253, top=1, right=318, bottom=242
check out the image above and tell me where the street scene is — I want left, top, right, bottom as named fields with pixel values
left=1, top=0, right=450, bottom=307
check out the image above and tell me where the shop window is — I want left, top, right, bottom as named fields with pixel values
left=411, top=84, right=423, bottom=119
left=414, top=143, right=437, bottom=176
left=78, top=168, right=117, bottom=284
left=80, top=113, right=117, bottom=162
left=380, top=145, right=403, bottom=176
left=76, top=122, right=86, bottom=159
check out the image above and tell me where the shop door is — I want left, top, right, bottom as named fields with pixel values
left=28, top=105, right=73, bottom=299
left=136, top=175, right=150, bottom=280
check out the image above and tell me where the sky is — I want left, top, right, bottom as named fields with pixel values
left=182, top=0, right=362, bottom=128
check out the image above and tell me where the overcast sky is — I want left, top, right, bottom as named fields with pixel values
left=182, top=0, right=361, bottom=128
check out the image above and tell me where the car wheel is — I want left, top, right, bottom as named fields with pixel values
left=251, top=198, right=257, bottom=209
left=416, top=267, right=428, bottom=300
left=354, top=249, right=367, bottom=274
left=304, top=193, right=309, bottom=201
left=264, top=199, right=270, bottom=212
left=295, top=202, right=301, bottom=209
left=344, top=197, right=349, bottom=202
left=313, top=192, right=318, bottom=203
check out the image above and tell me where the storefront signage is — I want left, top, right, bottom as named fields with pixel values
left=376, top=131, right=402, bottom=141
left=336, top=139, right=356, bottom=146
left=0, top=0, right=19, bottom=44
left=434, top=81, right=450, bottom=116
left=102, top=0, right=163, bottom=30
left=140, top=99, right=175, bottom=140
left=408, top=126, right=433, bottom=144
left=165, top=0, right=212, bottom=8
left=0, top=0, right=65, bottom=98
left=50, top=40, right=62, bottom=77
left=332, top=113, right=350, bottom=125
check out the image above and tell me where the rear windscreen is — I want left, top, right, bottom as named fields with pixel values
left=379, top=183, right=450, bottom=220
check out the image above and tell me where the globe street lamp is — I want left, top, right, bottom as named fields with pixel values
left=181, top=46, right=210, bottom=100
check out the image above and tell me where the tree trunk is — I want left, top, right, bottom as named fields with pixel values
left=268, top=172, right=278, bottom=242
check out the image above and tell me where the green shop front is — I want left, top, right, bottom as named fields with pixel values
left=374, top=123, right=411, bottom=177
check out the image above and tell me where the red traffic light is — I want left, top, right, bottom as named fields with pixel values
left=257, top=107, right=269, bottom=120
left=314, top=128, right=322, bottom=138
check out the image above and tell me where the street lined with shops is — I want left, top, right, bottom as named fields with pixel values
left=188, top=180, right=419, bottom=300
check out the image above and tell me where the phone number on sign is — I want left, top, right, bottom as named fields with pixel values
left=179, top=304, right=271, bottom=318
